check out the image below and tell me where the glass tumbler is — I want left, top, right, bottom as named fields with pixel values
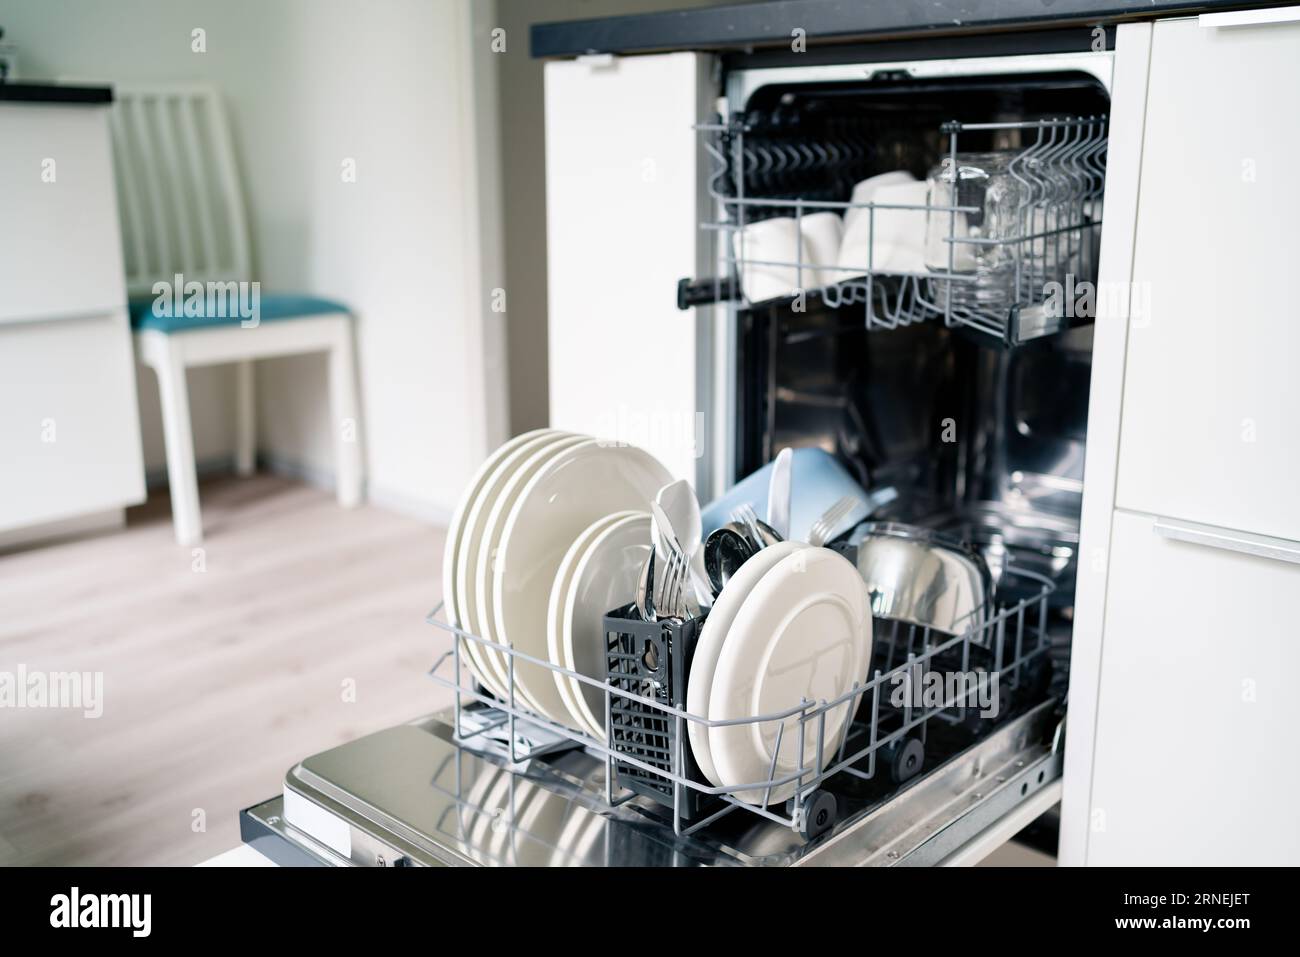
left=924, top=152, right=1025, bottom=317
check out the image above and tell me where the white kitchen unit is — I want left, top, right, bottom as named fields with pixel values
left=1086, top=509, right=1299, bottom=865
left=1063, top=14, right=1300, bottom=865
left=1115, top=16, right=1300, bottom=543
left=544, top=52, right=715, bottom=489
left=0, top=86, right=145, bottom=543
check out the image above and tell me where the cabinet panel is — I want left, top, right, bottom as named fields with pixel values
left=0, top=103, right=126, bottom=323
left=1088, top=509, right=1300, bottom=865
left=0, top=311, right=145, bottom=532
left=1115, top=18, right=1300, bottom=540
left=544, top=53, right=710, bottom=485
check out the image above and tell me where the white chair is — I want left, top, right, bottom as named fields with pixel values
left=109, top=84, right=363, bottom=546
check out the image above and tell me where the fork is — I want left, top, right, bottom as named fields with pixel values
left=808, top=496, right=860, bottom=547
left=731, top=503, right=781, bottom=549
left=661, top=548, right=685, bottom=620
left=671, top=546, right=701, bottom=619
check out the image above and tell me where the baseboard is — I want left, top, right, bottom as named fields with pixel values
left=365, top=483, right=452, bottom=527
left=145, top=452, right=450, bottom=528
left=144, top=455, right=237, bottom=490
left=258, top=452, right=451, bottom=527
left=257, top=452, right=338, bottom=495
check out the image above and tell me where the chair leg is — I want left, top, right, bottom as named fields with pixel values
left=152, top=340, right=204, bottom=546
left=234, top=359, right=256, bottom=477
left=328, top=320, right=364, bottom=507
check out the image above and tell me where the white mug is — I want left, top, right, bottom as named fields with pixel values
left=798, top=211, right=845, bottom=290
left=837, top=178, right=929, bottom=279
left=842, top=170, right=918, bottom=237
left=733, top=217, right=811, bottom=304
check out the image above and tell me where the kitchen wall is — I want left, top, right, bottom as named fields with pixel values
left=0, top=0, right=507, bottom=519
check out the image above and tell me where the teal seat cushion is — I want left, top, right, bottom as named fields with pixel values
left=129, top=292, right=348, bottom=333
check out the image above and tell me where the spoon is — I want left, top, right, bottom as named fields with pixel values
left=703, top=522, right=756, bottom=597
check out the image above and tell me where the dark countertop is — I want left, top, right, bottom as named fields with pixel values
left=0, top=82, right=113, bottom=105
left=532, top=0, right=1294, bottom=57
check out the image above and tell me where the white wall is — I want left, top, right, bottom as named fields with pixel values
left=1, top=0, right=506, bottom=519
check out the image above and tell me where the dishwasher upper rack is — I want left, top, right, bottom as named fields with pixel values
left=425, top=559, right=1056, bottom=842
left=680, top=115, right=1108, bottom=346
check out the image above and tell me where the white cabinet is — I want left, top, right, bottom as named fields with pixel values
left=0, top=97, right=145, bottom=537
left=1087, top=509, right=1300, bottom=865
left=0, top=102, right=126, bottom=324
left=1061, top=17, right=1300, bottom=866
left=544, top=52, right=712, bottom=486
left=1115, top=17, right=1300, bottom=542
left=0, top=312, right=145, bottom=531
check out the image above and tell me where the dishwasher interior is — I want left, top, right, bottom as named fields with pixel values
left=250, top=57, right=1113, bottom=867
left=726, top=66, right=1110, bottom=625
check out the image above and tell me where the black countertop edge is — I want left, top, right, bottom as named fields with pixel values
left=531, top=0, right=1292, bottom=58
left=0, top=82, right=113, bottom=105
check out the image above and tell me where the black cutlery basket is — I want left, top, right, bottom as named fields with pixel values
left=603, top=604, right=718, bottom=819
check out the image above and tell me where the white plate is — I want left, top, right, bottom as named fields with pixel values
left=555, top=511, right=652, bottom=738
left=707, top=546, right=872, bottom=806
left=543, top=510, right=637, bottom=734
left=686, top=540, right=808, bottom=787
left=455, top=431, right=580, bottom=700
left=491, top=439, right=673, bottom=725
left=442, top=428, right=564, bottom=627
left=442, top=430, right=567, bottom=686
left=457, top=432, right=586, bottom=700
left=468, top=433, right=589, bottom=707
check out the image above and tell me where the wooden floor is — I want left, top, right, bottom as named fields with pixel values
left=0, top=475, right=453, bottom=866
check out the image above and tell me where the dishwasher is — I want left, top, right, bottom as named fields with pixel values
left=242, top=40, right=1116, bottom=868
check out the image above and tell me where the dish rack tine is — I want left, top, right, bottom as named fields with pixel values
left=759, top=719, right=787, bottom=810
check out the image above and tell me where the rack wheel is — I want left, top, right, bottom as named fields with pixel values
left=1023, top=657, right=1054, bottom=698
left=797, top=789, right=837, bottom=841
left=890, top=737, right=925, bottom=784
left=957, top=705, right=989, bottom=736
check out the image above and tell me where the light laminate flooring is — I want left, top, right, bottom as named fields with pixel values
left=0, top=475, right=453, bottom=866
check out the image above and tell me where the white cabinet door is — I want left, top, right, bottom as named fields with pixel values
left=1115, top=17, right=1300, bottom=541
left=0, top=101, right=144, bottom=535
left=544, top=53, right=711, bottom=486
left=1088, top=508, right=1300, bottom=865
left=0, top=104, right=126, bottom=323
left=0, top=311, right=146, bottom=532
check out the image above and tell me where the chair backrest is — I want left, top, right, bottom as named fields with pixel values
left=109, top=83, right=251, bottom=297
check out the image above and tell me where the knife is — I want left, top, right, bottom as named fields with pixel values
left=767, top=447, right=793, bottom=540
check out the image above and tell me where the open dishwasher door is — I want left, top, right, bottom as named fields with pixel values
left=244, top=696, right=1062, bottom=867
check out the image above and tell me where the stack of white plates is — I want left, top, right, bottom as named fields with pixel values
left=686, top=542, right=873, bottom=806
left=441, top=430, right=672, bottom=731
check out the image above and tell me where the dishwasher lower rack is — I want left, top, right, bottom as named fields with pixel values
left=424, top=560, right=1058, bottom=843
